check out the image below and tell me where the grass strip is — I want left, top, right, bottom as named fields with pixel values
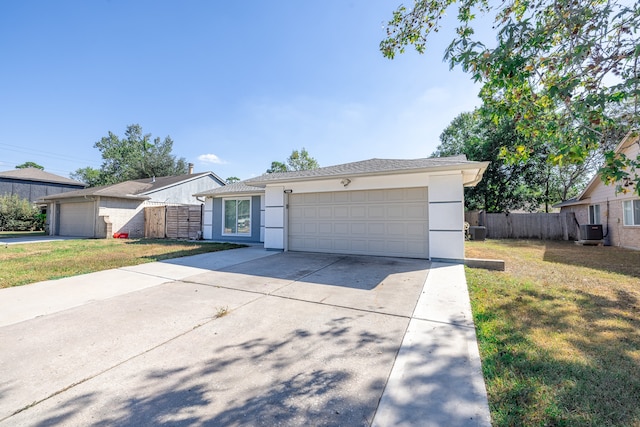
left=0, top=239, right=243, bottom=288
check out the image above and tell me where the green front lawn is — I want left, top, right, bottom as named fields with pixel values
left=466, top=240, right=640, bottom=426
left=0, top=238, right=243, bottom=288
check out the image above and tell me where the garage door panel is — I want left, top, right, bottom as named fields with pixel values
left=334, top=206, right=349, bottom=217
left=334, top=192, right=350, bottom=203
left=352, top=240, right=367, bottom=251
left=289, top=223, right=304, bottom=234
left=368, top=206, right=385, bottom=218
left=318, top=207, right=332, bottom=218
left=406, top=223, right=428, bottom=237
left=316, top=193, right=332, bottom=203
left=387, top=206, right=405, bottom=218
left=405, top=187, right=428, bottom=201
left=334, top=239, right=349, bottom=250
left=350, top=192, right=367, bottom=202
left=59, top=202, right=94, bottom=237
left=350, top=207, right=366, bottom=218
left=318, top=223, right=332, bottom=234
left=367, top=190, right=385, bottom=202
left=332, top=223, right=347, bottom=234
left=351, top=223, right=366, bottom=235
left=387, top=223, right=405, bottom=236
left=367, top=223, right=386, bottom=235
left=289, top=189, right=428, bottom=258
left=406, top=205, right=427, bottom=218
left=385, top=240, right=406, bottom=253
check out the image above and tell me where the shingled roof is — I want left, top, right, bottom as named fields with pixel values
left=244, top=155, right=486, bottom=186
left=0, top=168, right=86, bottom=187
left=194, top=181, right=264, bottom=197
left=40, top=172, right=221, bottom=201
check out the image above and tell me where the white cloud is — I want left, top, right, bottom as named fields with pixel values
left=198, top=153, right=226, bottom=164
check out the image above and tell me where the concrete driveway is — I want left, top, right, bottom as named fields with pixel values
left=0, top=247, right=490, bottom=426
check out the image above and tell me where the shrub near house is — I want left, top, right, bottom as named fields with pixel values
left=0, top=194, right=44, bottom=231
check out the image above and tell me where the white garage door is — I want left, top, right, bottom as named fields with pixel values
left=59, top=202, right=95, bottom=237
left=288, top=188, right=429, bottom=258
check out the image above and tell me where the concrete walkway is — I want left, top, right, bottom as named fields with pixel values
left=373, top=262, right=491, bottom=426
left=0, top=246, right=276, bottom=327
left=0, top=236, right=80, bottom=246
left=0, top=247, right=490, bottom=426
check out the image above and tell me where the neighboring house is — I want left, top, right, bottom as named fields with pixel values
left=40, top=172, right=225, bottom=238
left=556, top=131, right=640, bottom=250
left=0, top=168, right=86, bottom=203
left=195, top=156, right=489, bottom=261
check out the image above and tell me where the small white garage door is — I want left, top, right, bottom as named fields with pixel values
left=59, top=202, right=95, bottom=237
left=288, top=188, right=429, bottom=258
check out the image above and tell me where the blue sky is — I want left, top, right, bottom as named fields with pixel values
left=0, top=0, right=482, bottom=181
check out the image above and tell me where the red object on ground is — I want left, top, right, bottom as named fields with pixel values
left=113, top=233, right=129, bottom=239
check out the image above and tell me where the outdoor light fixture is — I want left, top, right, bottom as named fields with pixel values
left=340, top=178, right=351, bottom=187
left=284, top=189, right=293, bottom=193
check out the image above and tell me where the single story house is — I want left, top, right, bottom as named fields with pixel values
left=40, top=172, right=225, bottom=238
left=195, top=156, right=489, bottom=261
left=556, top=131, right=640, bottom=250
left=0, top=168, right=86, bottom=203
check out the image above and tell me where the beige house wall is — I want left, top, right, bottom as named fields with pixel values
left=561, top=135, right=640, bottom=250
left=98, top=198, right=146, bottom=238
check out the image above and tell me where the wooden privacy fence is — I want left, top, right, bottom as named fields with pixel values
left=144, top=205, right=202, bottom=239
left=465, top=211, right=579, bottom=240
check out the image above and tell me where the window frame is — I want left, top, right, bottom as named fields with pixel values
left=623, top=199, right=640, bottom=226
left=222, top=197, right=252, bottom=236
left=588, top=204, right=601, bottom=224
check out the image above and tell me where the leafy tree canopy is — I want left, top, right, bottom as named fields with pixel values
left=15, top=161, right=44, bottom=170
left=226, top=176, right=240, bottom=183
left=436, top=109, right=614, bottom=212
left=435, top=110, right=545, bottom=212
left=71, top=124, right=187, bottom=187
left=382, top=0, right=640, bottom=194
left=266, top=148, right=319, bottom=173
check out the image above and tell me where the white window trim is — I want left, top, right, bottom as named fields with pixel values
left=588, top=204, right=601, bottom=224
left=623, top=199, right=640, bottom=226
left=222, top=197, right=252, bottom=236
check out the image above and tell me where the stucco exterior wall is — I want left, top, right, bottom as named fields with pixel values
left=428, top=174, right=465, bottom=260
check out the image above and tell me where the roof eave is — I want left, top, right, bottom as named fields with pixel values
left=576, top=129, right=639, bottom=201
left=246, top=162, right=490, bottom=187
left=140, top=172, right=226, bottom=195
left=195, top=191, right=265, bottom=198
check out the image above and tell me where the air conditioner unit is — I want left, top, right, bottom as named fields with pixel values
left=469, top=226, right=487, bottom=241
left=580, top=224, right=603, bottom=240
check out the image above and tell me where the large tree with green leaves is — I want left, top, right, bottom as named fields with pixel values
left=436, top=110, right=611, bottom=212
left=434, top=111, right=547, bottom=212
left=15, top=162, right=44, bottom=170
left=266, top=148, right=319, bottom=173
left=381, top=0, right=640, bottom=193
left=72, top=124, right=187, bottom=186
